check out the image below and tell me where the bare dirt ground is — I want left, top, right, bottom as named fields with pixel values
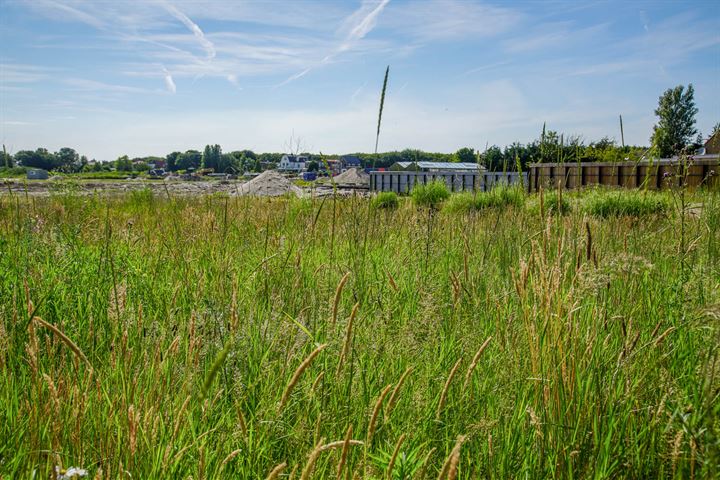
left=2, top=175, right=369, bottom=197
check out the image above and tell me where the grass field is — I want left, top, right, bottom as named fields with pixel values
left=1, top=186, right=719, bottom=479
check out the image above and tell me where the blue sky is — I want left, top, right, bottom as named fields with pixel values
left=1, top=0, right=719, bottom=160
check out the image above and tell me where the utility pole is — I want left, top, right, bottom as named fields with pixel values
left=619, top=115, right=625, bottom=148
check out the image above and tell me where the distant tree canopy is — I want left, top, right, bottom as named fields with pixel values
left=650, top=84, right=698, bottom=158
left=202, top=144, right=222, bottom=171
left=454, top=147, right=476, bottom=163
left=176, top=150, right=202, bottom=170
left=115, top=155, right=133, bottom=172
left=14, top=147, right=82, bottom=171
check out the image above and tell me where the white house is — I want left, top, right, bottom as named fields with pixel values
left=279, top=154, right=308, bottom=171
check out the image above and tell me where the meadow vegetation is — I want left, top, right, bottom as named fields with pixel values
left=0, top=185, right=719, bottom=479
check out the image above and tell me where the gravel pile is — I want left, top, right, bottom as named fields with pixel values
left=331, top=168, right=369, bottom=187
left=236, top=171, right=302, bottom=197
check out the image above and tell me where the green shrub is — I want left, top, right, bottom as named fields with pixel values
left=129, top=187, right=154, bottom=209
left=545, top=192, right=572, bottom=214
left=371, top=191, right=399, bottom=210
left=411, top=180, right=450, bottom=209
left=443, top=192, right=475, bottom=213
left=487, top=184, right=525, bottom=208
left=444, top=185, right=525, bottom=213
left=0, top=166, right=27, bottom=178
left=584, top=190, right=669, bottom=217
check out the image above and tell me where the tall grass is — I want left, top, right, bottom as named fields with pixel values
left=0, top=187, right=718, bottom=478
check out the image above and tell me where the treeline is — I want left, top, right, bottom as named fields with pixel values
left=0, top=132, right=672, bottom=175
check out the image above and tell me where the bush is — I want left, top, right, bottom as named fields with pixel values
left=443, top=192, right=476, bottom=213
left=411, top=180, right=450, bottom=209
left=372, top=191, right=399, bottom=210
left=443, top=185, right=525, bottom=213
left=487, top=185, right=525, bottom=208
left=583, top=190, right=669, bottom=217
left=0, top=166, right=27, bottom=178
left=545, top=192, right=572, bottom=214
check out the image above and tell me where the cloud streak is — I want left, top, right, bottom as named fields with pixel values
left=161, top=1, right=216, bottom=61
left=279, top=0, right=391, bottom=86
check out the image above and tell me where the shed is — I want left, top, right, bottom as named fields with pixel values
left=390, top=161, right=485, bottom=172
left=27, top=169, right=49, bottom=180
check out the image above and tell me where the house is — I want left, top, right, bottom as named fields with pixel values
left=340, top=155, right=362, bottom=169
left=704, top=130, right=720, bottom=155
left=278, top=154, right=308, bottom=172
left=390, top=161, right=485, bottom=173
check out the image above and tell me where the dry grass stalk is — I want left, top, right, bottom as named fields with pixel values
left=236, top=403, right=248, bottom=438
left=386, top=433, right=406, bottom=480
left=279, top=344, right=327, bottom=412
left=385, top=366, right=413, bottom=422
left=653, top=327, right=676, bottom=347
left=300, top=437, right=325, bottom=480
left=311, top=371, right=325, bottom=393
left=172, top=394, right=192, bottom=440
left=332, top=272, right=351, bottom=325
left=128, top=404, right=139, bottom=458
left=265, top=462, right=287, bottom=480
left=336, top=425, right=353, bottom=480
left=436, top=357, right=463, bottom=421
left=33, top=316, right=92, bottom=370
left=318, top=439, right=363, bottom=452
left=437, top=435, right=466, bottom=480
left=463, top=336, right=492, bottom=391
left=337, top=302, right=360, bottom=375
left=367, top=384, right=392, bottom=445
left=221, top=449, right=242, bottom=468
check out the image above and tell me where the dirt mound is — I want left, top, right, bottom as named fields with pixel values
left=236, top=171, right=302, bottom=197
left=332, top=168, right=369, bottom=186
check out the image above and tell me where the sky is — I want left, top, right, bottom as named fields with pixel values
left=1, top=0, right=719, bottom=160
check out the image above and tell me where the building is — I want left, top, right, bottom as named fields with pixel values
left=390, top=161, right=485, bottom=172
left=704, top=130, right=720, bottom=155
left=340, top=155, right=362, bottom=169
left=278, top=154, right=308, bottom=172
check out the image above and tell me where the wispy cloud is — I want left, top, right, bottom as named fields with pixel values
left=162, top=67, right=176, bottom=93
left=279, top=0, right=391, bottom=86
left=160, top=1, right=216, bottom=61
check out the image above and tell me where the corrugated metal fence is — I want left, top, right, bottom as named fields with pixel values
left=370, top=171, right=527, bottom=193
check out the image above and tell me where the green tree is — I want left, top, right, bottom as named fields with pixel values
left=454, top=147, right=476, bottom=163
left=15, top=148, right=57, bottom=170
left=306, top=160, right=319, bottom=172
left=202, top=144, right=222, bottom=171
left=177, top=150, right=202, bottom=170
left=650, top=84, right=698, bottom=157
left=2, top=145, right=13, bottom=168
left=482, top=146, right=503, bottom=171
left=115, top=155, right=133, bottom=171
left=166, top=151, right=181, bottom=171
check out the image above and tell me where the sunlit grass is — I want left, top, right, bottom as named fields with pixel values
left=0, top=186, right=718, bottom=478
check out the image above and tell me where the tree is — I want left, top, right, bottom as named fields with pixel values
left=482, top=145, right=503, bottom=171
left=177, top=150, right=202, bottom=170
left=166, top=151, right=181, bottom=172
left=202, top=144, right=222, bottom=171
left=454, top=147, right=476, bottom=163
left=15, top=148, right=57, bottom=170
left=115, top=155, right=133, bottom=171
left=650, top=84, right=698, bottom=157
left=2, top=145, right=13, bottom=168
left=306, top=160, right=319, bottom=172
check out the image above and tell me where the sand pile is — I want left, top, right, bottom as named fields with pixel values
left=236, top=171, right=302, bottom=197
left=332, top=168, right=369, bottom=187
